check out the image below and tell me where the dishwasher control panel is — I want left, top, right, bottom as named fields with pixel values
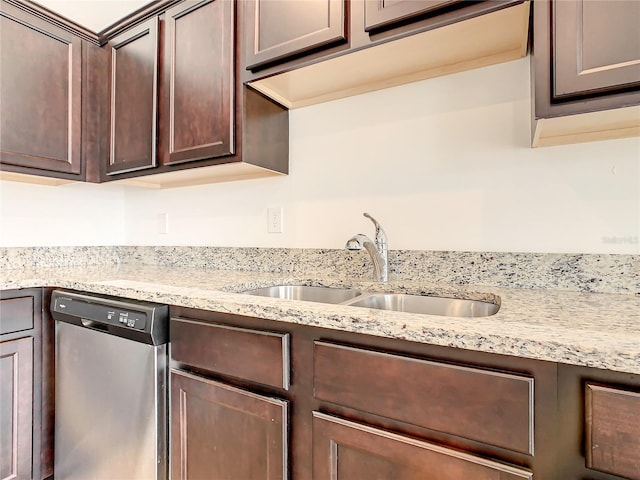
left=51, top=290, right=169, bottom=345
left=54, top=296, right=147, bottom=330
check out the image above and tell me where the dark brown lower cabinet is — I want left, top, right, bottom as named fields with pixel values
left=0, top=336, right=33, bottom=480
left=169, top=306, right=640, bottom=480
left=0, top=288, right=53, bottom=480
left=585, top=384, right=640, bottom=479
left=312, top=412, right=532, bottom=480
left=170, top=369, right=288, bottom=480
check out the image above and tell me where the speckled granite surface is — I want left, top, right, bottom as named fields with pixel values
left=2, top=246, right=638, bottom=294
left=1, top=258, right=639, bottom=375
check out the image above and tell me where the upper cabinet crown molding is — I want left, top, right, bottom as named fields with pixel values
left=1, top=0, right=183, bottom=45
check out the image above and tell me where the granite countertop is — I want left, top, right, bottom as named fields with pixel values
left=2, top=263, right=639, bottom=375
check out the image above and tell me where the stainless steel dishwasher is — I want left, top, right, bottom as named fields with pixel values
left=50, top=290, right=169, bottom=480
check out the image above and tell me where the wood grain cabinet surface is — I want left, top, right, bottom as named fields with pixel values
left=531, top=0, right=640, bottom=147
left=312, top=412, right=533, bottom=480
left=106, top=17, right=159, bottom=175
left=364, top=0, right=462, bottom=32
left=100, top=0, right=288, bottom=187
left=585, top=383, right=640, bottom=480
left=170, top=369, right=288, bottom=480
left=551, top=0, right=640, bottom=100
left=160, top=0, right=235, bottom=166
left=171, top=317, right=290, bottom=390
left=313, top=341, right=534, bottom=455
left=0, top=288, right=51, bottom=480
left=0, top=0, right=287, bottom=187
left=169, top=307, right=560, bottom=479
left=0, top=1, right=82, bottom=179
left=245, top=0, right=347, bottom=70
left=0, top=336, right=33, bottom=480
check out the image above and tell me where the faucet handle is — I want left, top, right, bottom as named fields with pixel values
left=363, top=213, right=387, bottom=249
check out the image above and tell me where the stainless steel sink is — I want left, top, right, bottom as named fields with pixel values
left=243, top=285, right=362, bottom=304
left=244, top=285, right=499, bottom=317
left=343, top=293, right=499, bottom=317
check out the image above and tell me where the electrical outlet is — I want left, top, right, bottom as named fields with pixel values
left=267, top=207, right=283, bottom=233
left=158, top=213, right=169, bottom=235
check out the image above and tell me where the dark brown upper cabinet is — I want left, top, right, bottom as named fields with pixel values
left=0, top=1, right=82, bottom=180
left=245, top=0, right=530, bottom=109
left=160, top=0, right=234, bottom=166
left=0, top=0, right=287, bottom=188
left=552, top=0, right=640, bottom=100
left=532, top=0, right=640, bottom=147
left=107, top=17, right=159, bottom=175
left=245, top=0, right=347, bottom=70
left=364, top=0, right=461, bottom=32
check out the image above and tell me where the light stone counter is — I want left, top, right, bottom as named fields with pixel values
left=1, top=263, right=639, bottom=375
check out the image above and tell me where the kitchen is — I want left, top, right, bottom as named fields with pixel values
left=1, top=0, right=639, bottom=479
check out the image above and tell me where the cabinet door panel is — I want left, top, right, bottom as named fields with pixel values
left=107, top=17, right=158, bottom=175
left=170, top=369, right=288, bottom=480
left=162, top=0, right=234, bottom=166
left=312, top=412, right=532, bottom=480
left=553, top=0, right=640, bottom=99
left=364, top=0, right=461, bottom=31
left=585, top=383, right=640, bottom=479
left=0, top=3, right=81, bottom=174
left=245, top=0, right=346, bottom=70
left=0, top=337, right=33, bottom=480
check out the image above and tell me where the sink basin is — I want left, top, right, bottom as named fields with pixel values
left=244, top=285, right=361, bottom=304
left=343, top=293, right=499, bottom=317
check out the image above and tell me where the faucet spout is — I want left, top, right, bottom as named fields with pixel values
left=345, top=213, right=388, bottom=282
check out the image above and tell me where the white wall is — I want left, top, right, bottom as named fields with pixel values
left=124, top=59, right=640, bottom=254
left=0, top=181, right=126, bottom=247
left=1, top=58, right=639, bottom=253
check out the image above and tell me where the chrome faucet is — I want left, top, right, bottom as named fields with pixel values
left=346, top=213, right=388, bottom=282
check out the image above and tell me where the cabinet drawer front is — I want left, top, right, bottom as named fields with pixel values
left=313, top=412, right=532, bottom=480
left=0, top=296, right=34, bottom=335
left=171, top=317, right=290, bottom=389
left=314, top=342, right=534, bottom=454
left=171, top=369, right=288, bottom=480
left=586, top=383, right=640, bottom=479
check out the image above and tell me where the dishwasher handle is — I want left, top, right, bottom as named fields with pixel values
left=81, top=318, right=110, bottom=333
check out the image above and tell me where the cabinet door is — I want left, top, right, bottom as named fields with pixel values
left=245, top=0, right=346, bottom=70
left=161, top=0, right=234, bottom=166
left=312, top=412, right=532, bottom=480
left=170, top=369, right=288, bottom=480
left=0, top=337, right=33, bottom=480
left=0, top=2, right=82, bottom=175
left=585, top=383, right=640, bottom=479
left=107, top=17, right=159, bottom=175
left=552, top=0, right=640, bottom=99
left=364, top=0, right=461, bottom=31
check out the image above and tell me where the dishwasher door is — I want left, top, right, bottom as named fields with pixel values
left=55, top=321, right=167, bottom=480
